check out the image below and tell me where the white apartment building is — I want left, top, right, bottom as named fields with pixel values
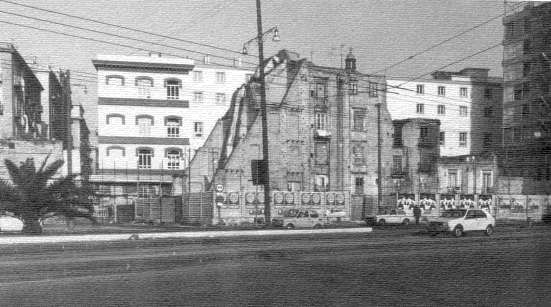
left=91, top=54, right=252, bottom=196
left=386, top=68, right=502, bottom=157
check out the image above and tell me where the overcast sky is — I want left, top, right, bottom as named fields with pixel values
left=0, top=0, right=506, bottom=133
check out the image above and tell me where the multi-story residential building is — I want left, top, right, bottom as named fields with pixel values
left=187, top=49, right=394, bottom=222
left=91, top=53, right=252, bottom=197
left=391, top=118, right=440, bottom=197
left=386, top=68, right=502, bottom=157
left=0, top=43, right=90, bottom=180
left=501, top=1, right=551, bottom=194
left=0, top=43, right=43, bottom=140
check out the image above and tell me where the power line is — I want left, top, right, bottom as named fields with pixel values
left=128, top=1, right=232, bottom=57
left=396, top=42, right=503, bottom=87
left=370, top=1, right=523, bottom=75
left=0, top=18, right=255, bottom=71
left=0, top=0, right=255, bottom=59
left=0, top=9, right=258, bottom=66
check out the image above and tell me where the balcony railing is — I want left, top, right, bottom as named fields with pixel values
left=418, top=138, right=437, bottom=148
left=391, top=170, right=408, bottom=178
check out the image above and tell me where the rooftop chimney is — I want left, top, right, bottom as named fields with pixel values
left=204, top=54, right=210, bottom=64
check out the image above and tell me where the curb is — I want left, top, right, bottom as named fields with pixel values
left=0, top=227, right=373, bottom=245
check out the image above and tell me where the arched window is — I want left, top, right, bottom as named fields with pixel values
left=106, top=113, right=125, bottom=125
left=165, top=148, right=182, bottom=170
left=136, top=115, right=154, bottom=136
left=136, top=147, right=154, bottom=169
left=135, top=76, right=154, bottom=98
left=165, top=116, right=182, bottom=137
left=164, top=78, right=181, bottom=100
left=106, top=75, right=125, bottom=86
left=106, top=145, right=126, bottom=157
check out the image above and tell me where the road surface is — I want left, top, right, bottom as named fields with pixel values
left=0, top=226, right=549, bottom=306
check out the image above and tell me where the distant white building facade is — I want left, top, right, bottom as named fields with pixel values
left=91, top=54, right=252, bottom=196
left=387, top=68, right=502, bottom=157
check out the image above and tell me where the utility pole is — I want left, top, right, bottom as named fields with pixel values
left=376, top=102, right=382, bottom=211
left=256, top=0, right=271, bottom=225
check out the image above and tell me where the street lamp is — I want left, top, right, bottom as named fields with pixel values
left=242, top=25, right=280, bottom=55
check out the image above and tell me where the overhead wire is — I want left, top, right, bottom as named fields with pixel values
left=0, top=0, right=255, bottom=59
left=0, top=19, right=256, bottom=71
left=0, top=9, right=258, bottom=67
left=370, top=1, right=524, bottom=75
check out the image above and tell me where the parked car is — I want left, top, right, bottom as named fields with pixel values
left=427, top=209, right=495, bottom=237
left=272, top=209, right=327, bottom=229
left=373, top=209, right=416, bottom=226
left=0, top=215, right=24, bottom=232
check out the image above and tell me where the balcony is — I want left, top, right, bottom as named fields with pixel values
left=391, top=170, right=408, bottom=178
left=418, top=138, right=437, bottom=148
left=418, top=162, right=435, bottom=173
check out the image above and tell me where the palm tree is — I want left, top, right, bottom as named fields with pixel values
left=0, top=156, right=95, bottom=234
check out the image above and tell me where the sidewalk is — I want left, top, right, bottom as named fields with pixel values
left=0, top=227, right=373, bottom=245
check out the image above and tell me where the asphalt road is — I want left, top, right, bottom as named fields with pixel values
left=0, top=226, right=550, bottom=306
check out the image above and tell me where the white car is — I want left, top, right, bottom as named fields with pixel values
left=0, top=215, right=24, bottom=232
left=376, top=213, right=413, bottom=226
left=427, top=209, right=495, bottom=237
left=272, top=209, right=327, bottom=229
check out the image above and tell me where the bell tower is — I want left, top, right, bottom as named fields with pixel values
left=345, top=48, right=356, bottom=73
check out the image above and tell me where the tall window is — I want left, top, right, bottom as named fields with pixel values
left=420, top=126, right=429, bottom=140
left=460, top=87, right=468, bottom=97
left=354, top=177, right=364, bottom=195
left=393, top=123, right=403, bottom=147
left=448, top=169, right=458, bottom=188
left=138, top=149, right=153, bottom=169
left=194, top=92, right=204, bottom=104
left=137, top=116, right=153, bottom=136
left=166, top=79, right=181, bottom=100
left=483, top=133, right=492, bottom=148
left=194, top=122, right=203, bottom=136
left=393, top=155, right=402, bottom=173
left=368, top=82, right=378, bottom=97
left=353, top=109, right=365, bottom=131
left=315, top=112, right=327, bottom=130
left=215, top=93, right=226, bottom=104
left=352, top=143, right=365, bottom=165
left=193, top=71, right=203, bottom=82
left=315, top=141, right=329, bottom=165
left=484, top=106, right=493, bottom=117
left=167, top=150, right=181, bottom=170
left=439, top=132, right=445, bottom=145
left=484, top=88, right=492, bottom=99
left=315, top=175, right=329, bottom=192
left=136, top=78, right=152, bottom=98
left=416, top=84, right=424, bottom=94
left=416, top=103, right=424, bottom=114
left=482, top=171, right=492, bottom=193
left=348, top=81, right=358, bottom=95
left=438, top=86, right=446, bottom=96
left=459, top=132, right=467, bottom=147
left=0, top=103, right=3, bottom=115
left=216, top=72, right=226, bottom=83
left=166, top=117, right=180, bottom=137
left=460, top=106, right=468, bottom=117
left=437, top=105, right=445, bottom=115
left=311, top=78, right=327, bottom=101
